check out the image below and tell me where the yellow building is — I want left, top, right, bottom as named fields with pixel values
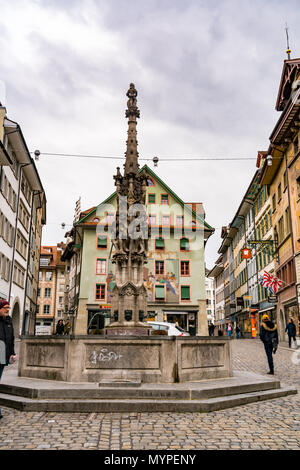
left=260, top=57, right=300, bottom=337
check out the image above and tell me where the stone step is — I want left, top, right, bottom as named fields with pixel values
left=0, top=386, right=296, bottom=413
left=0, top=374, right=281, bottom=401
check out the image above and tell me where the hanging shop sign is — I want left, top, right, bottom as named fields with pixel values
left=241, top=248, right=252, bottom=259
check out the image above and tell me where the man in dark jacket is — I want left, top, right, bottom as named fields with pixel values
left=285, top=318, right=297, bottom=348
left=0, top=300, right=17, bottom=419
left=259, top=313, right=278, bottom=375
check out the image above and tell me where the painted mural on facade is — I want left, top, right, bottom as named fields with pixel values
left=104, top=259, right=179, bottom=304
left=143, top=259, right=179, bottom=302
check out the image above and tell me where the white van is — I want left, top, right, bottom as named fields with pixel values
left=147, top=321, right=190, bottom=336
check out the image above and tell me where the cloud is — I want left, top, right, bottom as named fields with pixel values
left=0, top=0, right=299, bottom=268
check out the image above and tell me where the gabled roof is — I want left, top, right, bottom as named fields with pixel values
left=275, top=58, right=300, bottom=111
left=75, top=164, right=214, bottom=237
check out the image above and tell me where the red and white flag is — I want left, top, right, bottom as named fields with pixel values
left=261, top=270, right=283, bottom=294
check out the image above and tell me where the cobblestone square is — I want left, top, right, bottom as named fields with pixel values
left=0, top=339, right=299, bottom=450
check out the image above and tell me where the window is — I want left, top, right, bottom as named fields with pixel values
left=180, top=261, right=190, bottom=276
left=293, top=135, right=299, bottom=155
left=149, top=215, right=156, bottom=226
left=97, top=235, right=107, bottom=248
left=45, top=271, right=53, bottom=281
left=43, top=305, right=50, bottom=315
left=278, top=183, right=282, bottom=202
left=155, top=285, right=165, bottom=300
left=44, top=288, right=51, bottom=298
left=37, top=288, right=41, bottom=297
left=272, top=194, right=276, bottom=212
left=278, top=216, right=284, bottom=243
left=21, top=174, right=32, bottom=205
left=180, top=238, right=189, bottom=251
left=285, top=208, right=290, bottom=234
left=106, top=213, right=115, bottom=225
left=148, top=193, right=156, bottom=204
left=162, top=215, right=170, bottom=226
left=297, top=176, right=300, bottom=198
left=283, top=171, right=287, bottom=189
left=181, top=285, right=191, bottom=301
left=59, top=297, right=63, bottom=305
left=155, top=260, right=164, bottom=275
left=155, top=238, right=165, bottom=250
left=176, top=216, right=184, bottom=227
left=161, top=194, right=169, bottom=204
left=147, top=178, right=154, bottom=186
left=18, top=200, right=30, bottom=231
left=95, top=283, right=106, bottom=300
left=39, top=271, right=42, bottom=281
left=96, top=258, right=107, bottom=274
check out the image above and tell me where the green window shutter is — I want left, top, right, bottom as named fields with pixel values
left=161, top=194, right=168, bottom=204
left=181, top=286, right=190, bottom=300
left=155, top=285, right=165, bottom=299
left=97, top=236, right=107, bottom=248
left=148, top=194, right=155, bottom=203
left=155, top=238, right=165, bottom=249
left=180, top=238, right=189, bottom=250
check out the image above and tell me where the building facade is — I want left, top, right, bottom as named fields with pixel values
left=62, top=165, right=214, bottom=336
left=205, top=272, right=215, bottom=325
left=260, top=57, right=300, bottom=338
left=0, top=105, right=46, bottom=336
left=36, top=244, right=66, bottom=333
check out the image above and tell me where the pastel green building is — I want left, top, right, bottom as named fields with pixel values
left=62, top=165, right=214, bottom=335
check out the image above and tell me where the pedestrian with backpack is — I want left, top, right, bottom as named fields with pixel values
left=259, top=313, right=278, bottom=375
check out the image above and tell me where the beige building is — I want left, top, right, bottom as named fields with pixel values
left=0, top=104, right=46, bottom=336
left=36, top=244, right=66, bottom=333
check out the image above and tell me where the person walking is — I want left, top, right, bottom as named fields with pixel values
left=55, top=319, right=64, bottom=335
left=64, top=319, right=71, bottom=335
left=0, top=300, right=17, bottom=419
left=236, top=324, right=241, bottom=339
left=259, top=313, right=278, bottom=375
left=208, top=323, right=215, bottom=336
left=226, top=323, right=232, bottom=338
left=285, top=318, right=297, bottom=348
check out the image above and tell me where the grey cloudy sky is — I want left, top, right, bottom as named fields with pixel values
left=0, top=0, right=299, bottom=268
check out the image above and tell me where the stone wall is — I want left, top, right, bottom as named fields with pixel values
left=18, top=336, right=232, bottom=383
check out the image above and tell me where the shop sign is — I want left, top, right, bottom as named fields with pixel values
left=268, top=295, right=278, bottom=303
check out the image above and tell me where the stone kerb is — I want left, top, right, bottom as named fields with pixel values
left=18, top=336, right=231, bottom=384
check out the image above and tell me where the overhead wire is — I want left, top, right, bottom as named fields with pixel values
left=29, top=151, right=272, bottom=162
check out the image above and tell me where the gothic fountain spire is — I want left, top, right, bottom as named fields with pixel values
left=124, top=83, right=140, bottom=176
left=106, top=84, right=149, bottom=336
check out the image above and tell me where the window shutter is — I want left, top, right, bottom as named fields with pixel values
left=181, top=286, right=190, bottom=300
left=155, top=238, right=165, bottom=249
left=180, top=238, right=189, bottom=250
left=155, top=285, right=165, bottom=299
left=97, top=236, right=107, bottom=248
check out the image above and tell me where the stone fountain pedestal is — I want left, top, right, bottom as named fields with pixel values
left=17, top=335, right=232, bottom=384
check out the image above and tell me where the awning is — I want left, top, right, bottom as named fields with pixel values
left=164, top=311, right=195, bottom=315
left=258, top=306, right=275, bottom=314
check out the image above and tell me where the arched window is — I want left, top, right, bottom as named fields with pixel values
left=147, top=177, right=155, bottom=186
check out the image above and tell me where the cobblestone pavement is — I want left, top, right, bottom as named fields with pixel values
left=0, top=339, right=299, bottom=450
